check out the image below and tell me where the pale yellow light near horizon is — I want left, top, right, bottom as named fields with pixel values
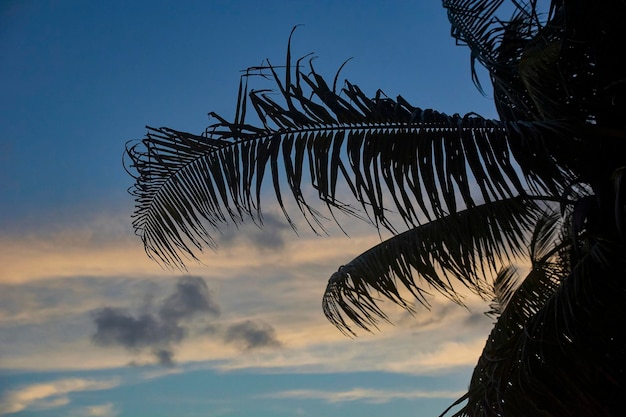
left=1, top=209, right=496, bottom=376
left=0, top=209, right=382, bottom=283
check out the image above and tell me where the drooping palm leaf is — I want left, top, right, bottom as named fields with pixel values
left=437, top=209, right=563, bottom=416
left=322, top=196, right=546, bottom=336
left=442, top=205, right=626, bottom=417
left=125, top=30, right=575, bottom=268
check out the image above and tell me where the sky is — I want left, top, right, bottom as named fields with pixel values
left=1, top=1, right=501, bottom=416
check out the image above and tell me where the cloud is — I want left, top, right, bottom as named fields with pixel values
left=0, top=378, right=119, bottom=415
left=1, top=207, right=492, bottom=376
left=70, top=402, right=119, bottom=417
left=247, top=212, right=291, bottom=250
left=260, top=387, right=464, bottom=404
left=209, top=311, right=490, bottom=375
left=158, top=276, right=220, bottom=321
left=410, top=339, right=486, bottom=369
left=92, top=308, right=185, bottom=349
left=0, top=210, right=159, bottom=284
left=152, top=349, right=175, bottom=367
left=0, top=276, right=171, bottom=327
left=223, top=320, right=282, bottom=350
left=217, top=211, right=291, bottom=251
left=91, top=276, right=219, bottom=367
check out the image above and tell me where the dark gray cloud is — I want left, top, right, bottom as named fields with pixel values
left=153, top=348, right=175, bottom=367
left=158, top=276, right=220, bottom=322
left=223, top=320, right=281, bottom=350
left=91, top=276, right=282, bottom=365
left=91, top=307, right=185, bottom=349
left=91, top=276, right=219, bottom=367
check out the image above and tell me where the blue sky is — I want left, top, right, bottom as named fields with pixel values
left=1, top=1, right=500, bottom=416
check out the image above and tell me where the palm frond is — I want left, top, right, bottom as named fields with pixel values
left=124, top=35, right=574, bottom=268
left=446, top=207, right=626, bottom=417
left=446, top=209, right=566, bottom=416
left=442, top=0, right=553, bottom=96
left=322, top=196, right=547, bottom=336
left=452, top=240, right=626, bottom=417
left=122, top=2, right=626, bottom=414
left=485, top=209, right=562, bottom=318
left=444, top=0, right=626, bottom=141
left=484, top=265, right=519, bottom=319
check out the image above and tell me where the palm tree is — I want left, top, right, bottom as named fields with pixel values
left=125, top=1, right=626, bottom=416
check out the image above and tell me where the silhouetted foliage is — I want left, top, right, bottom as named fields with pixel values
left=125, top=1, right=626, bottom=415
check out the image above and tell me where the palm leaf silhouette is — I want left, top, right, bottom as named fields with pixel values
left=125, top=1, right=626, bottom=415
left=125, top=26, right=574, bottom=272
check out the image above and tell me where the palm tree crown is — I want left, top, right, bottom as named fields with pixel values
left=125, top=1, right=626, bottom=415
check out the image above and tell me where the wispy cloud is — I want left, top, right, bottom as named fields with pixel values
left=0, top=211, right=157, bottom=284
left=0, top=378, right=120, bottom=415
left=260, top=387, right=464, bottom=403
left=69, top=402, right=119, bottom=417
left=217, top=211, right=291, bottom=251
left=0, top=206, right=378, bottom=284
left=210, top=331, right=487, bottom=376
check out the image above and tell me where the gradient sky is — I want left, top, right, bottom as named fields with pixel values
left=1, top=1, right=501, bottom=416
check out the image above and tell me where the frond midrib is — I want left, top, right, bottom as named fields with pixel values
left=136, top=119, right=508, bottom=235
